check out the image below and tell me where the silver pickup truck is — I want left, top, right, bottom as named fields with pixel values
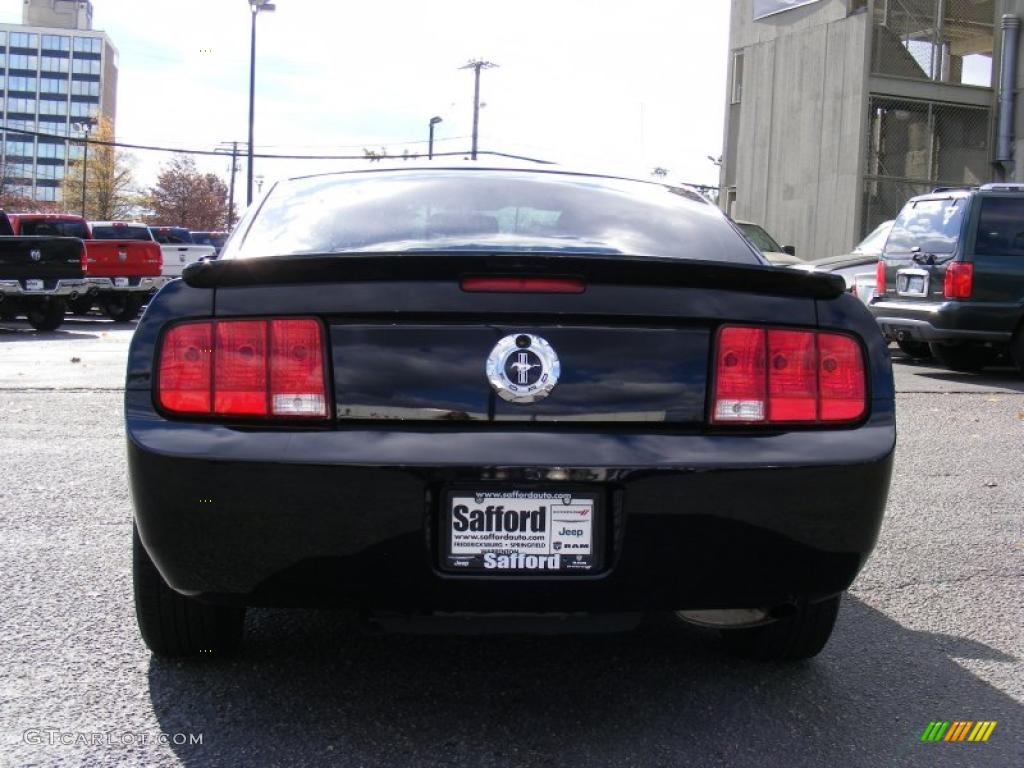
left=147, top=227, right=216, bottom=277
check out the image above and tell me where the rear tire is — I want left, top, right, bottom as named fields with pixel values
left=102, top=294, right=142, bottom=322
left=719, top=595, right=840, bottom=661
left=896, top=339, right=932, bottom=360
left=26, top=299, right=66, bottom=331
left=133, top=525, right=245, bottom=658
left=928, top=342, right=995, bottom=372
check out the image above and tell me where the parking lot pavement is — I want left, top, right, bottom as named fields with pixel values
left=1, top=319, right=1021, bottom=767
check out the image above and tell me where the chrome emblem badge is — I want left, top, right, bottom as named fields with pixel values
left=118, top=250, right=128, bottom=262
left=486, top=333, right=560, bottom=403
left=29, top=249, right=41, bottom=261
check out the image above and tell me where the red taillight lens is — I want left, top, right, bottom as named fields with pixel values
left=215, top=320, right=267, bottom=416
left=712, top=327, right=766, bottom=423
left=712, top=326, right=866, bottom=425
left=158, top=322, right=212, bottom=414
left=818, top=333, right=866, bottom=421
left=767, top=329, right=817, bottom=421
left=461, top=276, right=585, bottom=293
left=944, top=261, right=973, bottom=299
left=269, top=319, right=327, bottom=417
left=875, top=259, right=886, bottom=296
left=158, top=318, right=327, bottom=420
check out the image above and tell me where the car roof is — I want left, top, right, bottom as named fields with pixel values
left=91, top=220, right=149, bottom=227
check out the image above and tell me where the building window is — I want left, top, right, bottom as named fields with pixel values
left=69, top=101, right=97, bottom=118
left=6, top=97, right=37, bottom=114
left=36, top=187, right=58, bottom=202
left=41, top=35, right=71, bottom=52
left=6, top=118, right=37, bottom=133
left=70, top=80, right=99, bottom=97
left=37, top=142, right=66, bottom=160
left=72, top=37, right=102, bottom=55
left=9, top=32, right=39, bottom=49
left=41, top=78, right=69, bottom=95
left=41, top=56, right=71, bottom=74
left=39, top=99, right=68, bottom=116
left=71, top=58, right=101, bottom=75
left=36, top=164, right=65, bottom=181
left=8, top=76, right=37, bottom=93
left=731, top=52, right=744, bottom=104
left=9, top=54, right=39, bottom=71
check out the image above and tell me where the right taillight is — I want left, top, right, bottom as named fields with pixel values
left=875, top=259, right=886, bottom=296
left=158, top=318, right=328, bottom=420
left=944, top=261, right=973, bottom=299
left=712, top=325, right=866, bottom=425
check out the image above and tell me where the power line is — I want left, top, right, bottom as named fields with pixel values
left=0, top=122, right=557, bottom=165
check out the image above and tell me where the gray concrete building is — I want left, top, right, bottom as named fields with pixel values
left=0, top=0, right=117, bottom=203
left=720, top=0, right=1024, bottom=260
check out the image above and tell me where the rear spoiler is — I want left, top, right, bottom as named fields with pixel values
left=183, top=252, right=846, bottom=300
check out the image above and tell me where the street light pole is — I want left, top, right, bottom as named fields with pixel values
left=246, top=0, right=276, bottom=206
left=459, top=60, right=497, bottom=160
left=73, top=121, right=93, bottom=218
left=428, top=116, right=442, bottom=159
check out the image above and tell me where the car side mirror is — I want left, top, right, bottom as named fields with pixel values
left=782, top=245, right=796, bottom=256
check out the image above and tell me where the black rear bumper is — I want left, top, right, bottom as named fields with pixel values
left=127, top=392, right=895, bottom=613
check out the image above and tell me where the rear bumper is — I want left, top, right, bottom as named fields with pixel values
left=127, top=391, right=896, bottom=613
left=0, top=278, right=91, bottom=299
left=871, top=299, right=1016, bottom=343
left=88, top=276, right=171, bottom=294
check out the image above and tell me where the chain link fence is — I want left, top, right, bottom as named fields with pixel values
left=862, top=95, right=992, bottom=235
left=871, top=0, right=995, bottom=86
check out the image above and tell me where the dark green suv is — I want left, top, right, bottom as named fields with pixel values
left=870, top=184, right=1024, bottom=373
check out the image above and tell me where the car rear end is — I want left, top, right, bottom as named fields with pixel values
left=84, top=225, right=166, bottom=316
left=150, top=227, right=216, bottom=276
left=0, top=232, right=89, bottom=329
left=126, top=169, right=895, bottom=658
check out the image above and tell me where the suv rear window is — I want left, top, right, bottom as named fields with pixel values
left=974, top=197, right=1024, bottom=257
left=151, top=228, right=193, bottom=244
left=884, top=198, right=966, bottom=256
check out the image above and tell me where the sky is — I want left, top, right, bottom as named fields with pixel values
left=1, top=0, right=731, bottom=201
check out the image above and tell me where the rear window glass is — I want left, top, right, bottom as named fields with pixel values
left=18, top=219, right=89, bottom=239
left=91, top=225, right=152, bottom=241
left=151, top=228, right=193, bottom=244
left=884, top=198, right=966, bottom=255
left=737, top=223, right=781, bottom=253
left=974, top=197, right=1024, bottom=257
left=229, top=170, right=760, bottom=264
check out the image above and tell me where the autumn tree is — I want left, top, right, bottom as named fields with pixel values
left=61, top=116, right=139, bottom=219
left=146, top=154, right=231, bottom=231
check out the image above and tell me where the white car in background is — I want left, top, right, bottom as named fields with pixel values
left=148, top=227, right=216, bottom=277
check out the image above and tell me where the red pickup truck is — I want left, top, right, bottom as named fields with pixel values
left=6, top=214, right=167, bottom=321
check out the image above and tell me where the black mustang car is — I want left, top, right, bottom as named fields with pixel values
left=127, top=167, right=895, bottom=661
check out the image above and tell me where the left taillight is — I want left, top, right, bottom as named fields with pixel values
left=158, top=318, right=328, bottom=420
left=711, top=325, right=866, bottom=425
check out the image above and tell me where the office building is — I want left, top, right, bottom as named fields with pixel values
left=0, top=0, right=117, bottom=203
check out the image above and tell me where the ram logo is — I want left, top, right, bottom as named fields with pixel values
left=29, top=249, right=42, bottom=262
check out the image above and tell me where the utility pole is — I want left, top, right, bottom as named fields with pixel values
left=216, top=141, right=242, bottom=230
left=459, top=59, right=497, bottom=160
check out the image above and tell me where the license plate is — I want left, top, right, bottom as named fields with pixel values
left=896, top=270, right=928, bottom=297
left=25, top=279, right=44, bottom=291
left=443, top=489, right=600, bottom=573
left=114, top=277, right=129, bottom=288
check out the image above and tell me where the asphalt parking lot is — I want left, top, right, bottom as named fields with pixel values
left=1, top=316, right=1021, bottom=768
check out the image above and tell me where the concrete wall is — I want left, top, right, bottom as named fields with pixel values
left=22, top=0, right=93, bottom=31
left=721, top=0, right=870, bottom=260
